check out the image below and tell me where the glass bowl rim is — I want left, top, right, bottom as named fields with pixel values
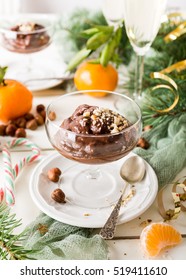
left=45, top=90, right=142, bottom=138
left=0, top=13, right=57, bottom=34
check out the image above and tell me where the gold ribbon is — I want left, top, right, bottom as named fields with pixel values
left=167, top=12, right=186, bottom=20
left=149, top=58, right=186, bottom=113
left=160, top=59, right=186, bottom=74
left=149, top=72, right=179, bottom=113
left=157, top=178, right=186, bottom=221
left=164, top=21, right=186, bottom=42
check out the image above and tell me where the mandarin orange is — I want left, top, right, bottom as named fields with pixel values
left=140, top=222, right=182, bottom=257
left=0, top=79, right=33, bottom=123
left=74, top=61, right=118, bottom=97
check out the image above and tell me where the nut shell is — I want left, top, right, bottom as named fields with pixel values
left=0, top=124, right=7, bottom=136
left=137, top=137, right=150, bottom=149
left=6, top=124, right=17, bottom=136
left=35, top=114, right=44, bottom=126
left=51, top=188, right=65, bottom=203
left=47, top=167, right=62, bottom=182
left=36, top=104, right=45, bottom=113
left=26, top=119, right=38, bottom=130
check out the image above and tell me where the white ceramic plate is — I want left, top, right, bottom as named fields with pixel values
left=5, top=56, right=67, bottom=92
left=29, top=152, right=158, bottom=228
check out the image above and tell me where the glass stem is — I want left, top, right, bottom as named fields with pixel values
left=86, top=166, right=101, bottom=180
left=135, top=54, right=144, bottom=98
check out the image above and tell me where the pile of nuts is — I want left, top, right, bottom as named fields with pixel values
left=47, top=167, right=66, bottom=203
left=0, top=104, right=46, bottom=138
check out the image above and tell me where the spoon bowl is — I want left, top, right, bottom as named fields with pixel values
left=120, top=155, right=146, bottom=184
left=100, top=155, right=146, bottom=239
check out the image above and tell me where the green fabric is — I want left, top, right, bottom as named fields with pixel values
left=24, top=213, right=108, bottom=260
left=134, top=113, right=186, bottom=188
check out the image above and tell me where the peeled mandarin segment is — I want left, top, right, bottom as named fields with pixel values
left=140, top=222, right=182, bottom=257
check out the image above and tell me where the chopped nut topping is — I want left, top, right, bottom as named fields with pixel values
left=83, top=111, right=90, bottom=117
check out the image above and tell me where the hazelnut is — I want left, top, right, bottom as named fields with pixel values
left=24, top=113, right=35, bottom=121
left=36, top=104, right=45, bottom=113
left=15, top=117, right=26, bottom=128
left=5, top=124, right=17, bottom=136
left=47, top=167, right=62, bottom=182
left=48, top=111, right=56, bottom=121
left=39, top=110, right=46, bottom=121
left=15, top=128, right=27, bottom=138
left=51, top=188, right=65, bottom=203
left=143, top=125, right=153, bottom=131
left=137, top=137, right=150, bottom=149
left=0, top=124, right=7, bottom=136
left=35, top=114, right=44, bottom=126
left=26, top=119, right=38, bottom=130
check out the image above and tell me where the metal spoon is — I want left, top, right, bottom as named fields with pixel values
left=99, top=155, right=146, bottom=240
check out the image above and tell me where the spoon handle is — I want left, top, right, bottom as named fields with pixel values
left=23, top=75, right=74, bottom=85
left=100, top=184, right=128, bottom=240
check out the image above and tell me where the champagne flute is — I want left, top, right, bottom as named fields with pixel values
left=102, top=0, right=124, bottom=27
left=123, top=0, right=167, bottom=100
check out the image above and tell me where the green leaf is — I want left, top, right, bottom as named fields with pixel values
left=100, top=27, right=122, bottom=66
left=93, top=25, right=114, bottom=33
left=86, top=31, right=112, bottom=50
left=66, top=48, right=92, bottom=71
left=80, top=27, right=99, bottom=38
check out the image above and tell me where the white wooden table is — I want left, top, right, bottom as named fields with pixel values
left=0, top=88, right=185, bottom=260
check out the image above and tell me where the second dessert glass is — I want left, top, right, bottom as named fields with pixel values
left=45, top=90, right=142, bottom=208
left=0, top=14, right=56, bottom=85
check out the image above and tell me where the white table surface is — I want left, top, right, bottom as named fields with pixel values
left=0, top=87, right=185, bottom=260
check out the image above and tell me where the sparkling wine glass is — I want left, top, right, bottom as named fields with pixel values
left=102, top=0, right=124, bottom=27
left=123, top=0, right=167, bottom=100
left=45, top=90, right=142, bottom=209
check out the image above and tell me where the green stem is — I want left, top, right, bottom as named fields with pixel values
left=0, top=240, right=17, bottom=260
left=0, top=66, right=8, bottom=86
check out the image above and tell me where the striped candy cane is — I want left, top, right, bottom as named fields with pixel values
left=2, top=138, right=41, bottom=206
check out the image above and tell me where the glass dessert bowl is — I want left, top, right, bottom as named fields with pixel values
left=45, top=90, right=142, bottom=208
left=0, top=14, right=56, bottom=85
left=0, top=18, right=52, bottom=54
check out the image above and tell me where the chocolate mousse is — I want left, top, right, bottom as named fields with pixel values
left=61, top=104, right=130, bottom=135
left=2, top=22, right=50, bottom=53
left=54, top=104, right=138, bottom=164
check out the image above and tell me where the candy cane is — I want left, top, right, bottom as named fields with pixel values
left=2, top=138, right=41, bottom=206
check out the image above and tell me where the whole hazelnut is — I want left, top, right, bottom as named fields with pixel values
left=51, top=188, right=66, bottom=203
left=0, top=124, right=7, bottom=136
left=39, top=110, right=46, bottom=121
left=137, top=137, right=150, bottom=149
left=143, top=125, right=153, bottom=131
left=47, top=167, right=62, bottom=182
left=48, top=111, right=56, bottom=121
left=36, top=104, right=45, bottom=113
left=35, top=114, right=44, bottom=126
left=15, top=117, right=26, bottom=128
left=15, top=128, right=27, bottom=138
left=24, top=113, right=34, bottom=121
left=5, top=124, right=17, bottom=136
left=26, top=119, right=38, bottom=130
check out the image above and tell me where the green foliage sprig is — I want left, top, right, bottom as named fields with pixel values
left=54, top=9, right=132, bottom=71
left=0, top=203, right=34, bottom=260
left=55, top=9, right=186, bottom=128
